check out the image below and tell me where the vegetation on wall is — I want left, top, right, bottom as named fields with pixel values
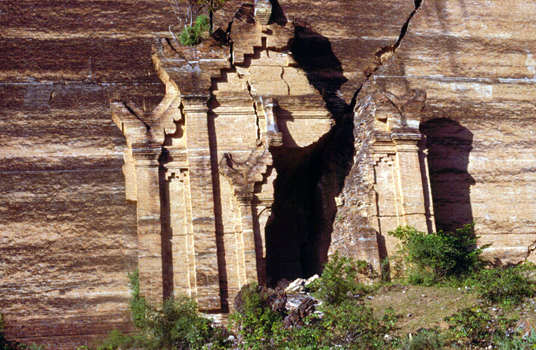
left=388, top=223, right=489, bottom=285
left=178, top=15, right=210, bottom=46
left=389, top=224, right=536, bottom=307
left=306, top=252, right=372, bottom=305
left=465, top=263, right=536, bottom=306
left=169, top=0, right=228, bottom=45
left=230, top=256, right=395, bottom=350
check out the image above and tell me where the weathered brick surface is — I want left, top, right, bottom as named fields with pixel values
left=112, top=3, right=336, bottom=312
left=3, top=0, right=536, bottom=347
left=330, top=0, right=536, bottom=268
left=1, top=0, right=169, bottom=348
left=360, top=0, right=536, bottom=264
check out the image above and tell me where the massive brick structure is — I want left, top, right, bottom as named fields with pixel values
left=2, top=0, right=536, bottom=348
left=111, top=2, right=334, bottom=309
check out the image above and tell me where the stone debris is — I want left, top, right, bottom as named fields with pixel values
left=266, top=290, right=287, bottom=314
left=285, top=293, right=310, bottom=311
left=284, top=274, right=320, bottom=294
left=284, top=278, right=306, bottom=294
left=282, top=297, right=317, bottom=328
left=235, top=278, right=322, bottom=329
left=305, top=274, right=320, bottom=286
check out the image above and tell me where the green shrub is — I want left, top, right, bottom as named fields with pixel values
left=127, top=270, right=149, bottom=329
left=100, top=270, right=229, bottom=350
left=397, top=328, right=444, bottom=350
left=179, top=15, right=210, bottom=46
left=321, top=300, right=390, bottom=349
left=382, top=307, right=398, bottom=332
left=229, top=284, right=285, bottom=350
left=279, top=322, right=329, bottom=350
left=445, top=307, right=515, bottom=347
left=466, top=263, right=536, bottom=306
left=308, top=252, right=370, bottom=305
left=229, top=256, right=390, bottom=350
left=229, top=284, right=331, bottom=350
left=389, top=224, right=489, bottom=284
left=98, top=329, right=146, bottom=350
left=303, top=253, right=394, bottom=349
left=496, top=328, right=536, bottom=350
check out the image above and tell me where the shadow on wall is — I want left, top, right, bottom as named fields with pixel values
left=420, top=118, right=475, bottom=233
left=269, top=0, right=287, bottom=26
left=159, top=155, right=174, bottom=301
left=264, top=2, right=354, bottom=283
left=290, top=24, right=349, bottom=117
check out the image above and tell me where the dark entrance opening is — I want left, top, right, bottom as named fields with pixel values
left=264, top=145, right=325, bottom=282
left=263, top=10, right=354, bottom=283
left=420, top=118, right=475, bottom=232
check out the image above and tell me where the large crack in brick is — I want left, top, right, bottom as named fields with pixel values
left=349, top=0, right=425, bottom=110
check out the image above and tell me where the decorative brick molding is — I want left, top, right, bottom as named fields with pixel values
left=110, top=1, right=333, bottom=311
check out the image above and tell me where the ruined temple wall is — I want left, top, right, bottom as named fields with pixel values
left=328, top=94, right=383, bottom=269
left=209, top=37, right=335, bottom=302
left=0, top=3, right=420, bottom=342
left=208, top=86, right=259, bottom=305
left=3, top=0, right=536, bottom=347
left=0, top=2, right=444, bottom=344
left=277, top=0, right=416, bottom=102
left=0, top=0, right=173, bottom=347
left=0, top=84, right=147, bottom=348
left=357, top=0, right=536, bottom=264
left=275, top=0, right=421, bottom=270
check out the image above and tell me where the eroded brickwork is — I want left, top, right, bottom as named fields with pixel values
left=3, top=0, right=536, bottom=347
left=364, top=0, right=536, bottom=265
left=330, top=87, right=434, bottom=270
left=112, top=1, right=333, bottom=310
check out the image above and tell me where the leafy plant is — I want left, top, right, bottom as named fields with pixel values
left=389, top=224, right=489, bottom=284
left=179, top=15, right=210, bottom=46
left=466, top=263, right=536, bottom=306
left=230, top=256, right=393, bottom=350
left=98, top=329, right=146, bottom=350
left=496, top=327, right=536, bottom=350
left=127, top=270, right=149, bottom=330
left=308, top=252, right=370, bottom=305
left=321, top=300, right=390, bottom=349
left=99, top=270, right=229, bottom=350
left=169, top=0, right=226, bottom=28
left=445, top=307, right=515, bottom=347
left=382, top=307, right=398, bottom=332
left=279, top=321, right=329, bottom=350
left=169, top=0, right=228, bottom=43
left=397, top=328, right=444, bottom=350
left=228, top=284, right=285, bottom=350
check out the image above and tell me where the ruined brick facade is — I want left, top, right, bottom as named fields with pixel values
left=111, top=3, right=334, bottom=309
left=2, top=0, right=536, bottom=347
